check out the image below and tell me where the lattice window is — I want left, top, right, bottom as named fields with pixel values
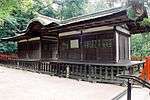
left=102, top=39, right=113, bottom=48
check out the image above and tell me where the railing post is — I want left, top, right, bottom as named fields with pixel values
left=66, top=65, right=70, bottom=78
left=127, top=79, right=132, bottom=100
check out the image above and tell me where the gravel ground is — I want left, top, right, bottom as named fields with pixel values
left=0, top=66, right=126, bottom=100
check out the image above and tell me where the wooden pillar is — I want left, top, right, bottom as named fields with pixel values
left=115, top=31, right=119, bottom=63
left=39, top=38, right=42, bottom=59
left=26, top=39, right=29, bottom=59
left=57, top=35, right=60, bottom=60
left=80, top=30, right=84, bottom=61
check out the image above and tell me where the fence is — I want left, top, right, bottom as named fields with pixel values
left=0, top=53, right=18, bottom=61
left=0, top=59, right=144, bottom=84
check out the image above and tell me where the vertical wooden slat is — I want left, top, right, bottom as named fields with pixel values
left=117, top=66, right=120, bottom=75
left=111, top=66, right=114, bottom=80
left=123, top=67, right=126, bottom=75
left=66, top=64, right=69, bottom=78
left=99, top=66, right=102, bottom=80
left=79, top=65, right=82, bottom=79
left=105, top=66, right=108, bottom=79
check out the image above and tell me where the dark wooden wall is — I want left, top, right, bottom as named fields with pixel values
left=41, top=40, right=57, bottom=60
left=59, top=31, right=116, bottom=63
left=28, top=41, right=40, bottom=59
left=17, top=41, right=40, bottom=59
left=59, top=35, right=81, bottom=61
left=18, top=42, right=27, bottom=59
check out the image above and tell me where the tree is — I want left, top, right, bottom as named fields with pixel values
left=54, top=0, right=87, bottom=19
left=131, top=17, right=150, bottom=57
left=0, top=0, right=33, bottom=22
left=32, top=0, right=56, bottom=18
left=85, top=0, right=108, bottom=14
left=0, top=0, right=33, bottom=53
left=0, top=0, right=16, bottom=22
left=131, top=33, right=150, bottom=57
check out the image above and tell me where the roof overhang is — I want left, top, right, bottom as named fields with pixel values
left=1, top=0, right=149, bottom=42
left=46, top=1, right=148, bottom=34
left=1, top=33, right=26, bottom=41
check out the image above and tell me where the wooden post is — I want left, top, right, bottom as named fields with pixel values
left=80, top=30, right=84, bottom=61
left=17, top=61, right=19, bottom=68
left=66, top=65, right=70, bottom=78
left=39, top=39, right=42, bottom=59
left=105, top=67, right=108, bottom=80
left=26, top=39, right=29, bottom=59
left=111, top=66, right=114, bottom=80
left=99, top=66, right=102, bottom=81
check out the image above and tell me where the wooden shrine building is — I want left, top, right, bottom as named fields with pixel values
left=2, top=14, right=60, bottom=60
left=1, top=0, right=149, bottom=83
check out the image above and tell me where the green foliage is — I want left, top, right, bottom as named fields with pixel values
left=0, top=0, right=34, bottom=53
left=0, top=9, right=35, bottom=52
left=127, top=6, right=139, bottom=21
left=131, top=33, right=150, bottom=57
left=0, top=0, right=16, bottom=21
left=0, top=0, right=33, bottom=22
left=132, top=17, right=150, bottom=57
left=56, top=0, right=87, bottom=19
left=140, top=18, right=150, bottom=27
left=18, top=0, right=33, bottom=12
left=32, top=0, right=56, bottom=17
left=85, top=0, right=108, bottom=14
left=0, top=42, right=17, bottom=53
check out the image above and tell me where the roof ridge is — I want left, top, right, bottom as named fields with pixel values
left=61, top=6, right=127, bottom=24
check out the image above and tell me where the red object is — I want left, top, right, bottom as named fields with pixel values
left=0, top=53, right=18, bottom=61
left=140, top=57, right=150, bottom=80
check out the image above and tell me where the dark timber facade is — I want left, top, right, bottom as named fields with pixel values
left=1, top=1, right=148, bottom=83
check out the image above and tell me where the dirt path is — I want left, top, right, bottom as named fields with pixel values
left=0, top=66, right=125, bottom=100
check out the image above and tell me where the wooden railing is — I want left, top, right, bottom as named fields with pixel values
left=0, top=59, right=144, bottom=84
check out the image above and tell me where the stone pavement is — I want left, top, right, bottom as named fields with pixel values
left=0, top=66, right=126, bottom=100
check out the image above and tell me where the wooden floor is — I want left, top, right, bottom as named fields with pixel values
left=0, top=66, right=126, bottom=100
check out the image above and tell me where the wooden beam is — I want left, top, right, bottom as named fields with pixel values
left=18, top=39, right=27, bottom=43
left=59, top=26, right=114, bottom=37
left=82, top=26, right=114, bottom=33
left=28, top=37, right=40, bottom=41
left=45, top=15, right=129, bottom=35
left=59, top=30, right=81, bottom=37
left=116, top=26, right=130, bottom=35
